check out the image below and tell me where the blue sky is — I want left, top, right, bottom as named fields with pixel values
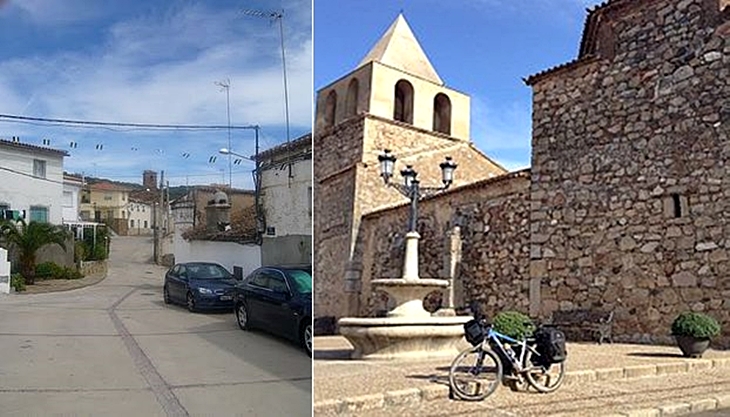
left=314, top=0, right=604, bottom=172
left=0, top=0, right=312, bottom=189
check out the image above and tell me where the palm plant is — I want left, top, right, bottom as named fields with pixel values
left=0, top=219, right=70, bottom=285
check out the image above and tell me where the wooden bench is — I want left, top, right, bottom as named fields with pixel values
left=550, top=309, right=614, bottom=344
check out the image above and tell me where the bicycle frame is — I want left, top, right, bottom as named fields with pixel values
left=480, top=326, right=540, bottom=373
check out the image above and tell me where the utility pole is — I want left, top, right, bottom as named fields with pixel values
left=215, top=79, right=232, bottom=189
left=158, top=170, right=165, bottom=264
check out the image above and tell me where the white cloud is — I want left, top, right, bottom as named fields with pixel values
left=7, top=0, right=110, bottom=25
left=0, top=3, right=312, bottom=128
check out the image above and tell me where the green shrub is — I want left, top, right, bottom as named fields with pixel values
left=493, top=311, right=534, bottom=340
left=671, top=311, right=721, bottom=339
left=63, top=267, right=84, bottom=280
left=11, top=273, right=25, bottom=292
left=33, top=262, right=83, bottom=280
left=35, top=262, right=64, bottom=280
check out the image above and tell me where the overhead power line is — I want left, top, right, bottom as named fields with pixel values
left=0, top=113, right=259, bottom=131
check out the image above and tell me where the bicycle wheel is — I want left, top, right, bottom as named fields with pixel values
left=523, top=348, right=565, bottom=393
left=449, top=346, right=503, bottom=401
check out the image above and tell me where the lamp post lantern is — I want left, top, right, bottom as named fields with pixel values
left=378, top=150, right=457, bottom=281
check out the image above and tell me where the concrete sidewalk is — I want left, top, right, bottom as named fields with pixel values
left=313, top=336, right=730, bottom=416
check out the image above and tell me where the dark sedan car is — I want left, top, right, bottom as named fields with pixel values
left=163, top=262, right=237, bottom=312
left=231, top=265, right=312, bottom=356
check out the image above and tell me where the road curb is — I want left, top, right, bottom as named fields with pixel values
left=314, top=358, right=730, bottom=416
left=612, top=393, right=730, bottom=416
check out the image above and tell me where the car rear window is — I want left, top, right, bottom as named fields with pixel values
left=187, top=264, right=231, bottom=279
left=288, top=269, right=312, bottom=294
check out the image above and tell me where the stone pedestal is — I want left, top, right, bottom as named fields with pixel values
left=338, top=315, right=470, bottom=360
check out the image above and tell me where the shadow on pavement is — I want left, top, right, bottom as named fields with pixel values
left=313, top=349, right=352, bottom=360
left=190, top=320, right=311, bottom=393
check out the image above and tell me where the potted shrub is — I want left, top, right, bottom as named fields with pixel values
left=671, top=311, right=720, bottom=358
left=493, top=311, right=534, bottom=340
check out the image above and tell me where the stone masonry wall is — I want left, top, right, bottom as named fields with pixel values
left=529, top=0, right=730, bottom=346
left=313, top=117, right=364, bottom=326
left=357, top=173, right=531, bottom=319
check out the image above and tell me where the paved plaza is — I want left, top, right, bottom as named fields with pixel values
left=314, top=336, right=730, bottom=416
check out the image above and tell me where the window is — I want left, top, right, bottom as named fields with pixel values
left=33, top=160, right=46, bottom=178
left=29, top=206, right=48, bottom=223
left=394, top=80, right=414, bottom=124
left=345, top=78, right=359, bottom=117
left=324, top=90, right=337, bottom=127
left=250, top=271, right=268, bottom=287
left=63, top=191, right=73, bottom=207
left=144, top=220, right=148, bottom=228
left=663, top=193, right=688, bottom=218
left=104, top=193, right=112, bottom=201
left=433, top=93, right=452, bottom=135
left=267, top=273, right=289, bottom=293
left=130, top=220, right=134, bottom=228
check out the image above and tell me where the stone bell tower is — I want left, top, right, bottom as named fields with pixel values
left=313, top=14, right=507, bottom=327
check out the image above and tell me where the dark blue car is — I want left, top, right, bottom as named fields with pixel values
left=163, top=262, right=237, bottom=312
left=231, top=265, right=312, bottom=356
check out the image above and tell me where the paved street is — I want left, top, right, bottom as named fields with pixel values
left=0, top=236, right=311, bottom=417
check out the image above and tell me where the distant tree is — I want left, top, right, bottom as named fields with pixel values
left=0, top=220, right=70, bottom=285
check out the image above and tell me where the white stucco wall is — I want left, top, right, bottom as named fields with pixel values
left=62, top=181, right=82, bottom=222
left=172, top=231, right=261, bottom=278
left=127, top=201, right=154, bottom=235
left=261, top=158, right=312, bottom=237
left=0, top=145, right=65, bottom=224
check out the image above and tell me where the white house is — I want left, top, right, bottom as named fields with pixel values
left=0, top=137, right=67, bottom=224
left=127, top=199, right=154, bottom=235
left=62, top=173, right=84, bottom=223
left=255, top=133, right=312, bottom=265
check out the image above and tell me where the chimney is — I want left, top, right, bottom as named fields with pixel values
left=205, top=190, right=231, bottom=233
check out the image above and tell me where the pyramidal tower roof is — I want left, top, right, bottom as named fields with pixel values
left=357, top=14, right=443, bottom=85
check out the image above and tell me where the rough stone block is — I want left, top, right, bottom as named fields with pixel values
left=687, top=359, right=713, bottom=371
left=564, top=370, right=597, bottom=385
left=712, top=358, right=730, bottom=369
left=384, top=388, right=422, bottom=407
left=419, top=384, right=449, bottom=401
left=714, top=394, right=730, bottom=408
left=689, top=398, right=717, bottom=413
left=623, top=408, right=660, bottom=417
left=596, top=367, right=625, bottom=381
left=656, top=362, right=688, bottom=375
left=343, top=393, right=385, bottom=413
left=658, top=402, right=691, bottom=415
left=672, top=271, right=697, bottom=287
left=314, top=399, right=345, bottom=416
left=624, top=364, right=657, bottom=378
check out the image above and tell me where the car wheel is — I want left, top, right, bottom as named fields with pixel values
left=301, top=322, right=312, bottom=357
left=186, top=292, right=196, bottom=312
left=163, top=286, right=171, bottom=304
left=236, top=303, right=250, bottom=330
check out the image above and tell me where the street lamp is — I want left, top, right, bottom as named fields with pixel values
left=377, top=149, right=457, bottom=281
left=378, top=149, right=457, bottom=233
left=218, top=148, right=254, bottom=161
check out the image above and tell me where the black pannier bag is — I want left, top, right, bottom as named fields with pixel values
left=534, top=326, right=567, bottom=364
left=464, top=319, right=485, bottom=346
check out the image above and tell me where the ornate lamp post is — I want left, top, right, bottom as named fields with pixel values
left=377, top=149, right=457, bottom=282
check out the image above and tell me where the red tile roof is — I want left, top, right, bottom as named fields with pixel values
left=89, top=182, right=133, bottom=192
